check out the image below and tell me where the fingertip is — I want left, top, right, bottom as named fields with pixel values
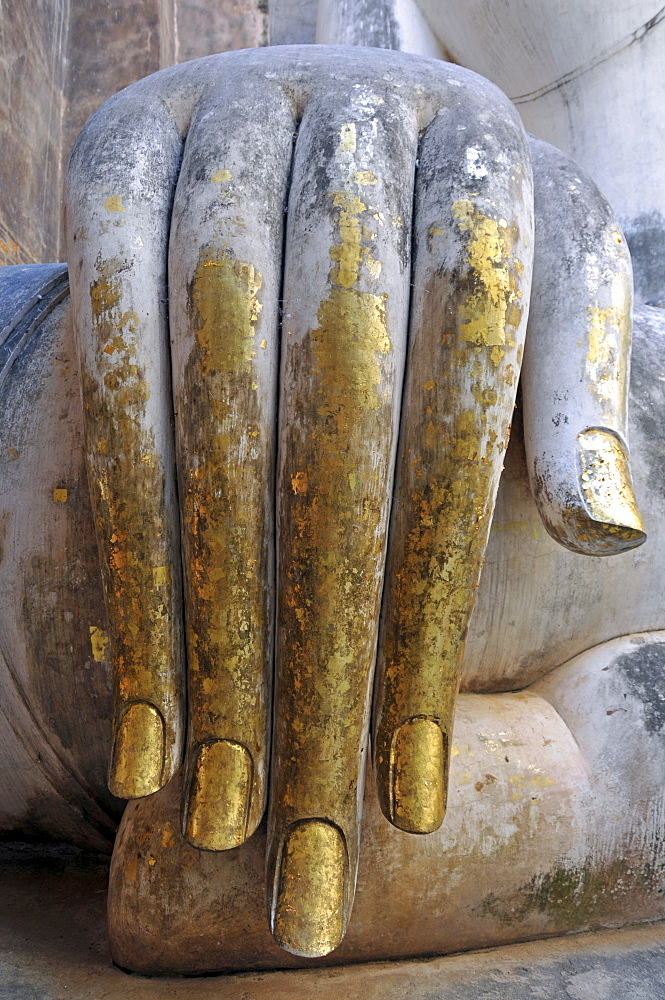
left=109, top=701, right=166, bottom=799
left=271, top=819, right=347, bottom=958
left=388, top=716, right=447, bottom=834
left=183, top=739, right=254, bottom=851
left=577, top=429, right=646, bottom=553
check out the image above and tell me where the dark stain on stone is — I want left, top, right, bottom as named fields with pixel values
left=614, top=640, right=665, bottom=733
left=625, top=211, right=665, bottom=304
left=627, top=308, right=665, bottom=502
left=479, top=855, right=664, bottom=931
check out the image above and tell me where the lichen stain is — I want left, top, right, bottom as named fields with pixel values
left=0, top=236, right=21, bottom=263
left=479, top=855, right=665, bottom=930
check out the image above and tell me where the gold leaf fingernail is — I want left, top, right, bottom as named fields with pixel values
left=578, top=429, right=646, bottom=549
left=184, top=739, right=252, bottom=850
left=391, top=717, right=446, bottom=833
left=109, top=701, right=165, bottom=798
left=273, top=820, right=347, bottom=957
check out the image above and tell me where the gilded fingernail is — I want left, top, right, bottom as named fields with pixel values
left=578, top=429, right=646, bottom=550
left=272, top=819, right=347, bottom=957
left=391, top=716, right=446, bottom=833
left=184, top=739, right=252, bottom=850
left=109, top=701, right=165, bottom=798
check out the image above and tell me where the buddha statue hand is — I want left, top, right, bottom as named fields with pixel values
left=65, top=45, right=644, bottom=958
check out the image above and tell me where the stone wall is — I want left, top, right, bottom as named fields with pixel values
left=0, top=0, right=69, bottom=265
left=0, top=0, right=268, bottom=266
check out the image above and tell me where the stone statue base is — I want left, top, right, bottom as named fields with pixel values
left=1, top=846, right=664, bottom=999
left=109, top=633, right=665, bottom=974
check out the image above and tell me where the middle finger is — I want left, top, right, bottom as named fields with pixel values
left=268, top=82, right=417, bottom=958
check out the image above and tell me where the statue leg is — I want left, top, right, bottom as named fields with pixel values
left=107, top=630, right=665, bottom=974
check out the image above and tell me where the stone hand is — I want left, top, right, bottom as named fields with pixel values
left=65, top=46, right=644, bottom=958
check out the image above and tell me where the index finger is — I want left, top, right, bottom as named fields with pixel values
left=373, top=87, right=534, bottom=834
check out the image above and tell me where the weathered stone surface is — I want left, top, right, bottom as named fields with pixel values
left=0, top=283, right=121, bottom=852
left=521, top=136, right=641, bottom=557
left=0, top=842, right=664, bottom=998
left=0, top=0, right=268, bottom=267
left=270, top=0, right=318, bottom=45
left=0, top=0, right=68, bottom=266
left=175, top=0, right=268, bottom=62
left=412, top=1, right=665, bottom=303
left=61, top=0, right=269, bottom=175
left=107, top=633, right=665, bottom=973
left=285, top=0, right=665, bottom=303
